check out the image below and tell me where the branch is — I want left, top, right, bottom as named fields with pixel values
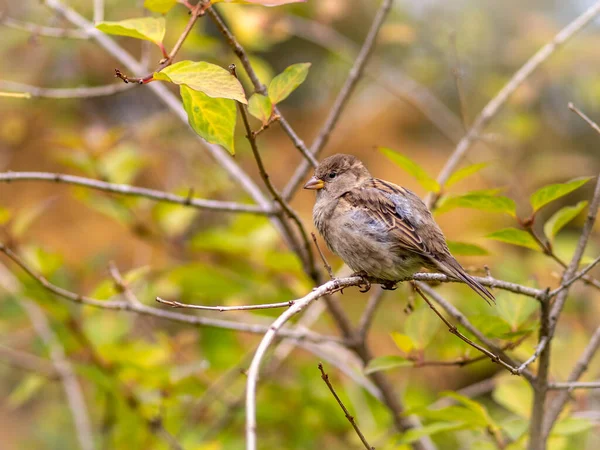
left=0, top=244, right=337, bottom=343
left=0, top=15, right=89, bottom=39
left=206, top=7, right=317, bottom=167
left=357, top=287, right=386, bottom=341
left=21, top=300, right=94, bottom=450
left=0, top=171, right=273, bottom=215
left=0, top=79, right=134, bottom=98
left=428, top=1, right=600, bottom=208
left=283, top=0, right=394, bottom=200
left=156, top=297, right=294, bottom=311
left=245, top=276, right=363, bottom=450
left=0, top=344, right=58, bottom=379
left=318, top=363, right=375, bottom=450
left=515, top=336, right=548, bottom=375
left=416, top=282, right=535, bottom=383
left=548, top=381, right=600, bottom=390
left=549, top=254, right=600, bottom=298
left=311, top=232, right=334, bottom=279
left=412, top=283, right=520, bottom=375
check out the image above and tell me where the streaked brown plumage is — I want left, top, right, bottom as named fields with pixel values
left=304, top=153, right=495, bottom=304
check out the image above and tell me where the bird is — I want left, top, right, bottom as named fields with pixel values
left=304, top=153, right=495, bottom=305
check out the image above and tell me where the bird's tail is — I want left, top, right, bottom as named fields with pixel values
left=432, top=256, right=496, bottom=305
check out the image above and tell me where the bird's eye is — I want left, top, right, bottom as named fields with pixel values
left=328, top=172, right=337, bottom=179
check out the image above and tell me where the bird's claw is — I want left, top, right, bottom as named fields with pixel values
left=350, top=272, right=371, bottom=293
left=382, top=281, right=398, bottom=291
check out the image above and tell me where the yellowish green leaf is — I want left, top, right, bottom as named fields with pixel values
left=8, top=375, right=47, bottom=408
left=446, top=240, right=489, bottom=256
left=144, top=0, right=177, bottom=13
left=379, top=147, right=440, bottom=193
left=398, top=422, right=469, bottom=444
left=364, top=355, right=412, bottom=374
left=487, top=228, right=541, bottom=251
left=391, top=332, right=415, bottom=353
left=180, top=85, right=237, bottom=154
left=96, top=17, right=166, bottom=44
left=552, top=417, right=593, bottom=436
left=248, top=94, right=272, bottom=125
left=493, top=376, right=532, bottom=418
left=154, top=61, right=247, bottom=104
left=0, top=207, right=11, bottom=225
left=445, top=162, right=488, bottom=188
left=437, top=193, right=516, bottom=216
left=268, top=62, right=311, bottom=104
left=213, top=0, right=305, bottom=4
left=495, top=294, right=537, bottom=330
left=543, top=201, right=588, bottom=242
left=530, top=177, right=593, bottom=212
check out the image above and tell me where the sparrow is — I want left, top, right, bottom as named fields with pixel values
left=304, top=153, right=495, bottom=304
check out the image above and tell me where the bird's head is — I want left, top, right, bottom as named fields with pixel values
left=303, top=153, right=371, bottom=198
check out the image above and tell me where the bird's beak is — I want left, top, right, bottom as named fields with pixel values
left=303, top=176, right=325, bottom=190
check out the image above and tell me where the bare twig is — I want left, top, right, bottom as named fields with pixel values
left=0, top=15, right=89, bottom=39
left=311, top=232, right=334, bottom=279
left=548, top=381, right=600, bottom=390
left=0, top=80, right=134, bottom=98
left=569, top=102, right=600, bottom=135
left=231, top=64, right=318, bottom=280
left=0, top=171, right=273, bottom=215
left=0, top=344, right=58, bottom=379
left=108, top=261, right=143, bottom=307
left=245, top=276, right=363, bottom=450
left=93, top=0, right=104, bottom=23
left=412, top=283, right=519, bottom=375
left=416, top=282, right=535, bottom=383
left=283, top=0, right=394, bottom=200
left=516, top=336, right=548, bottom=375
left=156, top=297, right=294, bottom=311
left=549, top=254, right=600, bottom=298
left=21, top=300, right=94, bottom=450
left=0, top=244, right=338, bottom=343
left=428, top=1, right=600, bottom=208
left=318, top=363, right=375, bottom=450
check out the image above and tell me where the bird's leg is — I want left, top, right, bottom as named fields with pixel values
left=350, top=271, right=371, bottom=293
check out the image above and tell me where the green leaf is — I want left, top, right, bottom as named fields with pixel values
left=12, top=198, right=55, bottom=239
left=154, top=61, right=247, bottom=104
left=440, top=391, right=499, bottom=430
left=446, top=162, right=488, bottom=188
left=436, top=193, right=516, bottom=217
left=144, top=0, right=177, bottom=13
left=268, top=63, right=311, bottom=104
left=543, top=201, right=588, bottom=242
left=495, top=295, right=538, bottom=330
left=379, top=147, right=440, bottom=193
left=248, top=94, right=273, bottom=125
left=96, top=17, right=166, bottom=44
left=364, top=355, right=412, bottom=374
left=530, top=177, right=593, bottom=212
left=405, top=304, right=440, bottom=350
left=0, top=207, right=12, bottom=225
left=7, top=374, right=47, bottom=408
left=446, top=240, right=489, bottom=256
left=487, top=228, right=541, bottom=251
left=180, top=85, right=237, bottom=154
left=98, top=145, right=146, bottom=184
left=398, top=422, right=469, bottom=444
left=391, top=332, right=415, bottom=353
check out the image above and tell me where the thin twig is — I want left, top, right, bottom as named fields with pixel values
left=0, top=80, right=133, bottom=98
left=569, top=102, right=600, bottom=135
left=21, top=300, right=94, bottom=450
left=548, top=381, right=600, bottom=390
left=311, top=232, right=334, bottom=279
left=93, top=0, right=104, bottom=23
left=549, top=254, right=600, bottom=297
left=0, top=344, right=58, bottom=379
left=283, top=0, right=394, bottom=200
left=156, top=297, right=294, bottom=311
left=0, top=15, right=89, bottom=39
left=318, top=363, right=375, bottom=450
left=357, top=287, right=385, bottom=341
left=245, top=276, right=364, bottom=450
left=0, top=171, right=273, bottom=215
left=427, top=1, right=600, bottom=209
left=108, top=261, right=143, bottom=307
left=412, top=282, right=519, bottom=375
left=0, top=244, right=338, bottom=343
left=516, top=336, right=548, bottom=375
left=230, top=64, right=318, bottom=281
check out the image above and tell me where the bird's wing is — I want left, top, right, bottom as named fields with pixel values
left=341, top=178, right=433, bottom=257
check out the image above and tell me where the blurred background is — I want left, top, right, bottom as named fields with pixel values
left=1, top=0, right=600, bottom=449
